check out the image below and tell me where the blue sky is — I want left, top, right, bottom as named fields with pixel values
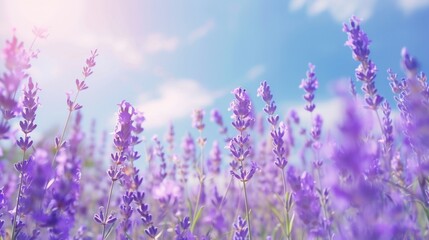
left=1, top=0, right=429, bottom=146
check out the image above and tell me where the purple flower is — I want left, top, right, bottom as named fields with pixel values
left=229, top=88, right=253, bottom=132
left=82, top=49, right=98, bottom=78
left=145, top=225, right=159, bottom=239
left=208, top=141, right=222, bottom=175
left=165, top=122, right=175, bottom=151
left=381, top=102, right=393, bottom=152
left=175, top=216, right=194, bottom=240
left=230, top=162, right=257, bottom=183
left=153, top=135, right=167, bottom=181
left=233, top=216, right=249, bottom=240
left=299, top=63, right=318, bottom=112
left=401, top=47, right=419, bottom=75
left=270, top=126, right=288, bottom=169
left=343, top=16, right=383, bottom=110
left=192, top=109, right=205, bottom=131
left=257, top=81, right=279, bottom=127
left=343, top=16, right=371, bottom=62
left=211, top=109, right=228, bottom=135
left=0, top=33, right=31, bottom=139
left=287, top=168, right=323, bottom=236
left=16, top=78, right=39, bottom=152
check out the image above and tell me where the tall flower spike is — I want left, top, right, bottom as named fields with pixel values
left=228, top=87, right=254, bottom=239
left=96, top=101, right=136, bottom=239
left=300, top=63, right=318, bottom=113
left=0, top=33, right=32, bottom=140
left=343, top=16, right=383, bottom=110
left=257, top=81, right=279, bottom=127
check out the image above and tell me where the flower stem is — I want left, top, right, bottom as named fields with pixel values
left=11, top=173, right=24, bottom=240
left=51, top=89, right=82, bottom=167
left=102, top=178, right=116, bottom=239
left=280, top=170, right=291, bottom=240
left=240, top=161, right=252, bottom=240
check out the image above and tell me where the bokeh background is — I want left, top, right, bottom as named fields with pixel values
left=1, top=0, right=429, bottom=152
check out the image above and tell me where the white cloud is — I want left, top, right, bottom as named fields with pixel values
left=137, top=79, right=223, bottom=129
left=290, top=0, right=429, bottom=21
left=397, top=0, right=429, bottom=13
left=188, top=20, right=215, bottom=43
left=246, top=64, right=266, bottom=80
left=289, top=0, right=376, bottom=21
left=144, top=33, right=179, bottom=53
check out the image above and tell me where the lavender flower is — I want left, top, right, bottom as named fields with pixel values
left=343, top=16, right=383, bottom=110
left=52, top=49, right=98, bottom=166
left=233, top=216, right=249, bottom=240
left=299, top=63, right=318, bottom=112
left=0, top=33, right=31, bottom=140
left=175, top=216, right=194, bottom=240
left=0, top=189, right=4, bottom=236
left=228, top=87, right=255, bottom=239
left=192, top=109, right=205, bottom=131
left=96, top=101, right=136, bottom=239
left=208, top=141, right=222, bottom=175
left=381, top=102, right=393, bottom=153
left=257, top=81, right=279, bottom=126
left=270, top=126, right=288, bottom=169
left=166, top=122, right=175, bottom=152
left=153, top=135, right=167, bottom=181
left=287, top=168, right=323, bottom=237
left=211, top=109, right=228, bottom=136
left=16, top=78, right=39, bottom=152
left=401, top=47, right=419, bottom=76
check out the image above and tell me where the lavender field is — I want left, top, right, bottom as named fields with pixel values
left=1, top=2, right=429, bottom=240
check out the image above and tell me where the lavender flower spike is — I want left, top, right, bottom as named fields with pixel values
left=16, top=78, right=40, bottom=152
left=228, top=87, right=255, bottom=239
left=211, top=109, right=227, bottom=135
left=257, top=81, right=279, bottom=127
left=192, top=109, right=205, bottom=131
left=233, top=216, right=249, bottom=240
left=343, top=16, right=383, bottom=110
left=299, top=63, right=318, bottom=113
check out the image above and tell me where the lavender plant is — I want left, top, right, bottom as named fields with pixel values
left=1, top=16, right=429, bottom=240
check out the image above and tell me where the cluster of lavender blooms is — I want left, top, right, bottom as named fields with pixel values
left=1, top=16, right=429, bottom=240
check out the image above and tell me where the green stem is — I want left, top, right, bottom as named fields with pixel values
left=12, top=135, right=29, bottom=240
left=51, top=89, right=81, bottom=166
left=280, top=170, right=291, bottom=240
left=102, top=178, right=116, bottom=239
left=218, top=175, right=234, bottom=211
left=240, top=161, right=252, bottom=240
left=11, top=173, right=24, bottom=240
